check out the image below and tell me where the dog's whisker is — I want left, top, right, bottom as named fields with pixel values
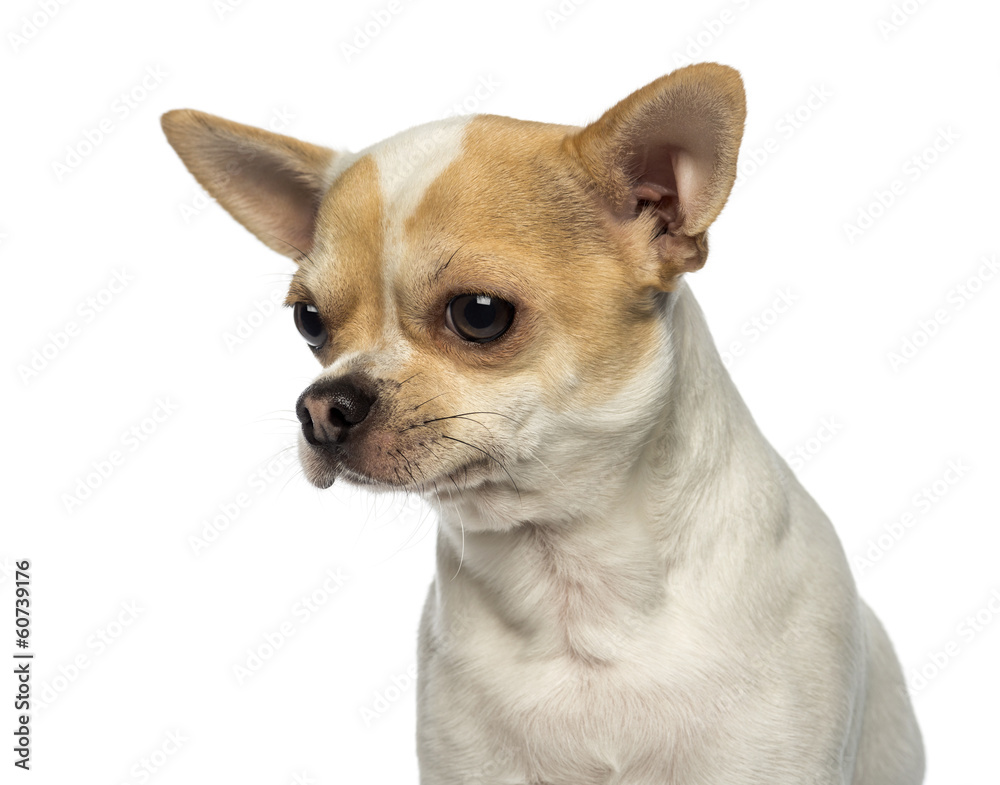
left=433, top=414, right=494, bottom=437
left=277, top=465, right=307, bottom=497
left=422, top=410, right=521, bottom=425
left=414, top=392, right=447, bottom=410
left=257, top=443, right=301, bottom=472
left=254, top=408, right=298, bottom=418
left=397, top=449, right=419, bottom=487
left=261, top=230, right=319, bottom=268
left=439, top=434, right=522, bottom=506
left=443, top=482, right=467, bottom=582
left=378, top=491, right=435, bottom=564
left=529, top=453, right=567, bottom=489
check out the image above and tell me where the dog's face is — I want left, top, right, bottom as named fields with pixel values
left=162, top=64, right=745, bottom=528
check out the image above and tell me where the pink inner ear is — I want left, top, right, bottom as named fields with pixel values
left=629, top=141, right=710, bottom=235
left=635, top=182, right=679, bottom=233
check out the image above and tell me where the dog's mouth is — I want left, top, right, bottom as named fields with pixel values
left=298, top=433, right=498, bottom=496
left=294, top=376, right=520, bottom=497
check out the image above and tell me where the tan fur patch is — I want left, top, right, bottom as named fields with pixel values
left=285, top=154, right=387, bottom=360
left=401, top=114, right=662, bottom=406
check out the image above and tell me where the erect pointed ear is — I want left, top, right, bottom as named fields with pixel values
left=566, top=63, right=746, bottom=290
left=161, top=109, right=339, bottom=259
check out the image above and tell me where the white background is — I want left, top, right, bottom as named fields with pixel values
left=3, top=0, right=998, bottom=782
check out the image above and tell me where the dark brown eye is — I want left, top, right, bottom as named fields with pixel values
left=445, top=294, right=515, bottom=343
left=293, top=302, right=327, bottom=348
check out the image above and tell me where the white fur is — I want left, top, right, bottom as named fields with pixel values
left=414, top=283, right=924, bottom=784
left=372, top=117, right=470, bottom=219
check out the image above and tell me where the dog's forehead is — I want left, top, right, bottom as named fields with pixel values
left=310, top=115, right=590, bottom=275
left=304, top=116, right=466, bottom=294
left=371, top=114, right=472, bottom=227
left=403, top=116, right=592, bottom=254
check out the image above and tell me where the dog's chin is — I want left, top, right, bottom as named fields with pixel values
left=299, top=451, right=338, bottom=490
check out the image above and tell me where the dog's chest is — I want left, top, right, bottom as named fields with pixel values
left=422, top=628, right=718, bottom=785
left=421, top=569, right=731, bottom=784
left=420, top=516, right=746, bottom=782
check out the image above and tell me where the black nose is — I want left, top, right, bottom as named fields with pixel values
left=296, top=375, right=377, bottom=446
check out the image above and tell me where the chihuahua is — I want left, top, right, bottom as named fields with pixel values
left=162, top=63, right=924, bottom=784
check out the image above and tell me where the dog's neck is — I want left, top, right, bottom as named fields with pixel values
left=428, top=282, right=792, bottom=661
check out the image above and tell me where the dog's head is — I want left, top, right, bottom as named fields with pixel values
left=162, top=63, right=745, bottom=528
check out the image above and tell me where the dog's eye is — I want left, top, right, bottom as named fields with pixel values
left=293, top=302, right=327, bottom=348
left=445, top=294, right=515, bottom=343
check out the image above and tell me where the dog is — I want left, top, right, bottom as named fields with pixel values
left=162, top=63, right=924, bottom=784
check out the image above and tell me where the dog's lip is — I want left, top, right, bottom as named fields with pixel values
left=310, top=468, right=337, bottom=489
left=310, top=449, right=495, bottom=495
left=299, top=432, right=501, bottom=494
left=336, top=466, right=389, bottom=487
left=306, top=456, right=339, bottom=489
left=341, top=457, right=492, bottom=492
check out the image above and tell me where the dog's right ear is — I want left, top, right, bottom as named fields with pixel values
left=161, top=110, right=339, bottom=259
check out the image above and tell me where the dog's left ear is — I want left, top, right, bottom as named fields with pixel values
left=566, top=63, right=746, bottom=290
